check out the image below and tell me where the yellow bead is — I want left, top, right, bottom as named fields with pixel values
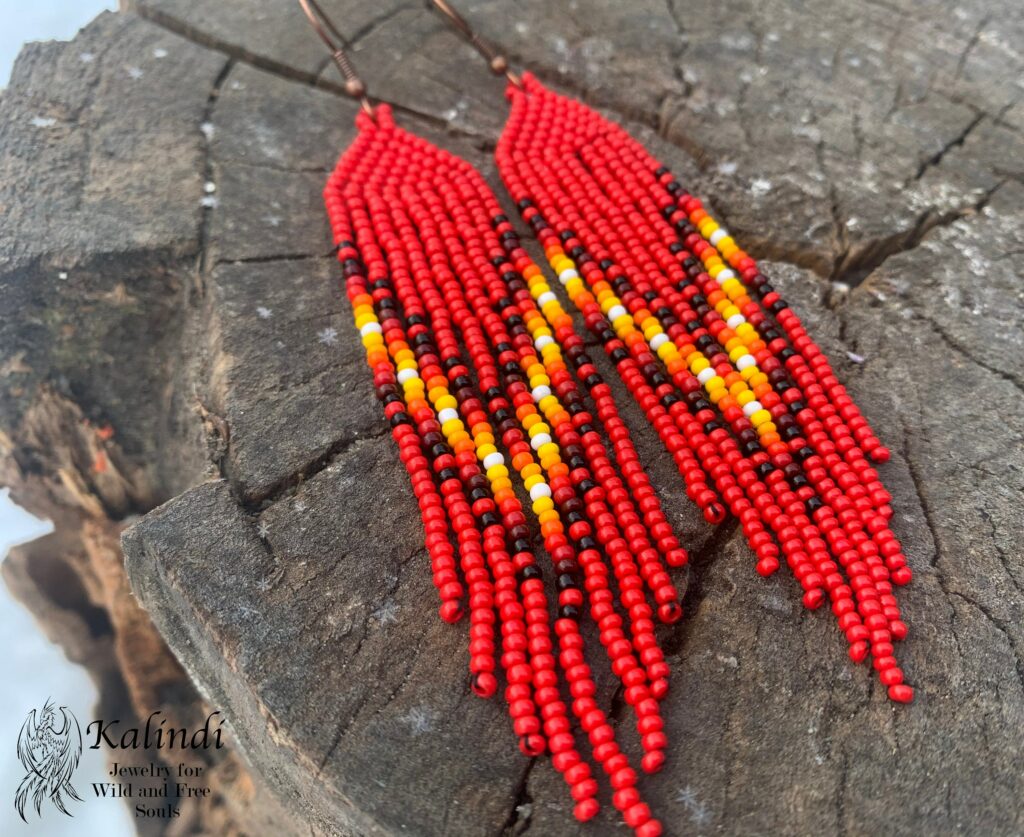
left=486, top=464, right=509, bottom=481
left=537, top=442, right=559, bottom=461
left=538, top=394, right=559, bottom=413
left=528, top=422, right=550, bottom=437
left=690, top=356, right=710, bottom=373
left=532, top=496, right=555, bottom=515
left=522, top=463, right=541, bottom=479
left=537, top=509, right=560, bottom=525
left=737, top=390, right=755, bottom=406
left=750, top=409, right=772, bottom=427
left=729, top=346, right=748, bottom=363
left=757, top=421, right=777, bottom=437
left=362, top=333, right=383, bottom=349
left=441, top=419, right=462, bottom=437
left=736, top=322, right=754, bottom=337
left=721, top=278, right=742, bottom=297
left=436, top=394, right=457, bottom=410
left=477, top=443, right=497, bottom=458
left=706, top=375, right=726, bottom=392
left=524, top=474, right=544, bottom=490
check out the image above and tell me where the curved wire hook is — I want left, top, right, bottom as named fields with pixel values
left=297, top=0, right=375, bottom=115
left=428, top=0, right=522, bottom=87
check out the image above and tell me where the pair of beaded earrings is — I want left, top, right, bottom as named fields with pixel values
left=301, top=1, right=913, bottom=833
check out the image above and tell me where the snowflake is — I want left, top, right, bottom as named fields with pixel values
left=318, top=327, right=339, bottom=346
left=690, top=802, right=711, bottom=827
left=30, top=116, right=56, bottom=128
left=58, top=271, right=68, bottom=280
left=372, top=600, right=399, bottom=626
left=750, top=177, right=773, bottom=197
left=846, top=351, right=865, bottom=364
left=79, top=52, right=95, bottom=63
left=676, top=786, right=698, bottom=807
left=126, top=66, right=144, bottom=80
left=257, top=521, right=270, bottom=539
left=262, top=215, right=282, bottom=227
left=256, top=306, right=272, bottom=319
left=293, top=499, right=307, bottom=513
left=200, top=122, right=215, bottom=141
left=204, top=181, right=216, bottom=193
left=200, top=195, right=219, bottom=208
left=677, top=785, right=712, bottom=827
left=256, top=576, right=273, bottom=592
left=401, top=707, right=434, bottom=734
left=153, top=47, right=168, bottom=58
left=717, top=160, right=738, bottom=176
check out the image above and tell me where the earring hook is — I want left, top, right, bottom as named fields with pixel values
left=428, top=0, right=522, bottom=87
left=297, top=0, right=375, bottom=115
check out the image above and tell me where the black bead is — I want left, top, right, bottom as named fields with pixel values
left=559, top=604, right=582, bottom=622
left=519, top=564, right=543, bottom=582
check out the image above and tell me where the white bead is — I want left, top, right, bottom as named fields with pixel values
left=742, top=400, right=762, bottom=417
left=532, top=385, right=552, bottom=402
left=697, top=368, right=716, bottom=384
left=535, top=335, right=554, bottom=350
left=716, top=269, right=736, bottom=284
left=558, top=268, right=578, bottom=284
left=530, top=432, right=552, bottom=450
left=736, top=354, right=756, bottom=370
left=537, top=291, right=557, bottom=307
left=482, top=452, right=504, bottom=470
left=607, top=304, right=627, bottom=321
left=727, top=313, right=745, bottom=329
left=437, top=408, right=459, bottom=424
left=529, top=483, right=552, bottom=502
left=649, top=333, right=669, bottom=351
left=709, top=228, right=729, bottom=246
left=397, top=368, right=419, bottom=384
left=359, top=322, right=382, bottom=337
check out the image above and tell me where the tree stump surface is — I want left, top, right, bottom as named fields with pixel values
left=1, top=1, right=1023, bottom=835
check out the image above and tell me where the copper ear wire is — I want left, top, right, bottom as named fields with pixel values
left=297, top=0, right=375, bottom=115
left=428, top=0, right=522, bottom=87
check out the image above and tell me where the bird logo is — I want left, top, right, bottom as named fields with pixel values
left=14, top=700, right=83, bottom=821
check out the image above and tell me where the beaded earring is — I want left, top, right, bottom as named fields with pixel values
left=300, top=2, right=696, bottom=833
left=429, top=0, right=914, bottom=703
